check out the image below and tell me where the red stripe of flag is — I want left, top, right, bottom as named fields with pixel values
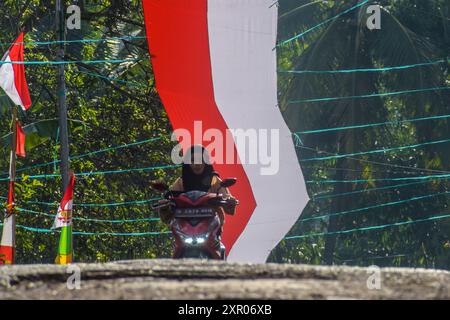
left=142, top=0, right=257, bottom=254
left=0, top=245, right=13, bottom=264
left=7, top=181, right=14, bottom=215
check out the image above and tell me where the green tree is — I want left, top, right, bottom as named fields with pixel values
left=270, top=0, right=450, bottom=268
left=0, top=0, right=176, bottom=263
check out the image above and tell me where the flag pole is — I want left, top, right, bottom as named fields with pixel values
left=9, top=103, right=17, bottom=220
left=0, top=105, right=17, bottom=264
left=56, top=0, right=70, bottom=190
left=54, top=170, right=75, bottom=265
left=55, top=0, right=72, bottom=264
left=10, top=105, right=17, bottom=194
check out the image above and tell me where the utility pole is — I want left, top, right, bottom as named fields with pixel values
left=56, top=0, right=70, bottom=190
left=55, top=0, right=74, bottom=265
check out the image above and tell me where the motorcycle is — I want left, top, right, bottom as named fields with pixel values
left=151, top=178, right=238, bottom=260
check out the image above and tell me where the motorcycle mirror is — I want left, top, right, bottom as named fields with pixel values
left=150, top=181, right=169, bottom=192
left=220, top=178, right=237, bottom=188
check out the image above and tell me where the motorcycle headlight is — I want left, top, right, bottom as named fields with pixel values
left=184, top=237, right=194, bottom=244
left=196, top=237, right=205, bottom=244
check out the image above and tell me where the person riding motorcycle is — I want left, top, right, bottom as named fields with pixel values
left=158, top=145, right=237, bottom=231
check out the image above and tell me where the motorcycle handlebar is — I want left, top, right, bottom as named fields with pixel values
left=151, top=201, right=174, bottom=210
left=152, top=194, right=237, bottom=211
left=163, top=190, right=184, bottom=199
left=207, top=197, right=229, bottom=206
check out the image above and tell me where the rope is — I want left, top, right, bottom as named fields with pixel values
left=300, top=138, right=450, bottom=162
left=0, top=164, right=180, bottom=181
left=0, top=36, right=146, bottom=47
left=0, top=58, right=144, bottom=66
left=296, top=113, right=450, bottom=135
left=0, top=196, right=162, bottom=208
left=2, top=136, right=162, bottom=175
left=279, top=58, right=449, bottom=75
left=77, top=70, right=147, bottom=87
left=288, top=86, right=450, bottom=104
left=2, top=223, right=171, bottom=236
left=307, top=173, right=450, bottom=184
left=14, top=207, right=160, bottom=224
left=296, top=141, right=450, bottom=175
left=312, top=180, right=447, bottom=201
left=277, top=0, right=370, bottom=47
left=7, top=132, right=445, bottom=178
left=284, top=212, right=450, bottom=240
left=301, top=191, right=450, bottom=223
left=10, top=211, right=450, bottom=238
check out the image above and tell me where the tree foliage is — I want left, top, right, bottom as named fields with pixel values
left=1, top=0, right=175, bottom=263
left=270, top=0, right=450, bottom=268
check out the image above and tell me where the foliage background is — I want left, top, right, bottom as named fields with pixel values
left=0, top=0, right=449, bottom=268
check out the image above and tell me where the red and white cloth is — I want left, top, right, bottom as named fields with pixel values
left=143, top=0, right=309, bottom=262
left=0, top=32, right=32, bottom=110
left=16, top=121, right=26, bottom=157
left=0, top=32, right=31, bottom=264
left=52, top=174, right=76, bottom=229
left=0, top=178, right=16, bottom=265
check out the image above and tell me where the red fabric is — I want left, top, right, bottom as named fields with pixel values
left=7, top=181, right=14, bottom=215
left=16, top=121, right=26, bottom=157
left=9, top=32, right=32, bottom=110
left=142, top=0, right=257, bottom=253
left=61, top=173, right=75, bottom=209
left=0, top=245, right=13, bottom=264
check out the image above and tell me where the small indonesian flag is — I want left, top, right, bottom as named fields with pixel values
left=6, top=181, right=14, bottom=216
left=16, top=121, right=26, bottom=157
left=0, top=181, right=16, bottom=264
left=53, top=173, right=75, bottom=264
left=0, top=32, right=32, bottom=110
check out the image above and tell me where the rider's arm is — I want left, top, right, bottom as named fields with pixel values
left=170, top=177, right=184, bottom=192
left=211, top=176, right=237, bottom=217
left=159, top=178, right=183, bottom=224
left=211, top=176, right=231, bottom=198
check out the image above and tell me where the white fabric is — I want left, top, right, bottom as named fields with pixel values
left=0, top=54, right=23, bottom=107
left=0, top=214, right=15, bottom=247
left=0, top=151, right=16, bottom=248
left=207, top=0, right=309, bottom=262
left=52, top=200, right=74, bottom=229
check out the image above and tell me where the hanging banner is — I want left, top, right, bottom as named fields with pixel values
left=142, top=0, right=309, bottom=262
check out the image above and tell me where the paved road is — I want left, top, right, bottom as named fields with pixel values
left=1, top=259, right=449, bottom=299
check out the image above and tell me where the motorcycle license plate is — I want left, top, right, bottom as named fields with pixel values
left=174, top=207, right=215, bottom=217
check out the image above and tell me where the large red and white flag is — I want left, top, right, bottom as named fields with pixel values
left=143, top=0, right=309, bottom=262
left=0, top=32, right=32, bottom=110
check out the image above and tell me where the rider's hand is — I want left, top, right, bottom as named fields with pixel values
left=158, top=199, right=173, bottom=225
left=223, top=196, right=238, bottom=216
left=227, top=196, right=238, bottom=205
left=158, top=199, right=170, bottom=205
